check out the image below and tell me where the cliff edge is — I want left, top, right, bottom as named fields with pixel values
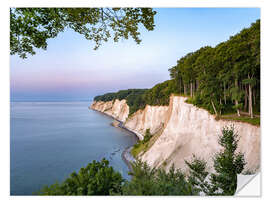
left=90, top=95, right=260, bottom=173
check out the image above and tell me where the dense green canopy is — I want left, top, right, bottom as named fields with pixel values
left=94, top=19, right=260, bottom=119
left=94, top=89, right=148, bottom=115
left=94, top=80, right=178, bottom=115
left=169, top=20, right=260, bottom=117
left=10, top=8, right=156, bottom=58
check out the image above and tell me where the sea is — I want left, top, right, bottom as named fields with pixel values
left=10, top=101, right=138, bottom=195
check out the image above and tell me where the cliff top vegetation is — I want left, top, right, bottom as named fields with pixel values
left=94, top=19, right=260, bottom=125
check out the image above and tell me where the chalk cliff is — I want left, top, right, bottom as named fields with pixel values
left=90, top=95, right=260, bottom=172
left=91, top=99, right=129, bottom=122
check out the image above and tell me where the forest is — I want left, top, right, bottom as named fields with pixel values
left=94, top=20, right=260, bottom=123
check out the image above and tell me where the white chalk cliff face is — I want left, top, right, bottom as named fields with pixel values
left=125, top=105, right=169, bottom=138
left=91, top=99, right=129, bottom=122
left=90, top=96, right=260, bottom=172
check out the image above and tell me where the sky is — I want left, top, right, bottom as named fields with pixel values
left=10, top=8, right=260, bottom=101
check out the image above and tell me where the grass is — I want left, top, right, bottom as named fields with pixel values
left=219, top=115, right=260, bottom=126
left=131, top=125, right=164, bottom=158
left=172, top=93, right=187, bottom=97
left=186, top=97, right=260, bottom=126
left=131, top=142, right=146, bottom=157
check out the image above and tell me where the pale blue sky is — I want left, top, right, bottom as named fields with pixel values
left=10, top=8, right=260, bottom=101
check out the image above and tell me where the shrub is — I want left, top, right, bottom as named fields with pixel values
left=37, top=158, right=124, bottom=195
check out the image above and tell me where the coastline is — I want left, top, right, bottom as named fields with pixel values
left=121, top=146, right=136, bottom=172
left=90, top=107, right=138, bottom=172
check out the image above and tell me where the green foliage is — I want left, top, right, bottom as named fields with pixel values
left=186, top=126, right=246, bottom=195
left=122, top=161, right=195, bottom=195
left=131, top=128, right=153, bottom=157
left=126, top=90, right=148, bottom=115
left=94, top=20, right=260, bottom=121
left=185, top=156, right=212, bottom=195
left=94, top=89, right=147, bottom=102
left=220, top=116, right=260, bottom=126
left=142, top=129, right=152, bottom=144
left=94, top=89, right=148, bottom=116
left=10, top=8, right=157, bottom=58
left=37, top=159, right=196, bottom=196
left=94, top=79, right=177, bottom=116
left=143, top=80, right=178, bottom=106
left=131, top=142, right=145, bottom=157
left=210, top=126, right=246, bottom=195
left=169, top=20, right=260, bottom=117
left=37, top=158, right=124, bottom=195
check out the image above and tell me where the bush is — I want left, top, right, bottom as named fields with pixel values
left=122, top=161, right=195, bottom=195
left=142, top=129, right=152, bottom=144
left=37, top=158, right=124, bottom=195
left=131, top=129, right=153, bottom=157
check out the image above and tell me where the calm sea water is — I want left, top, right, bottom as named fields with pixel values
left=10, top=101, right=137, bottom=195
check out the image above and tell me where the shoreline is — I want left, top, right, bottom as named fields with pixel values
left=90, top=108, right=140, bottom=140
left=90, top=107, right=138, bottom=172
left=121, top=146, right=136, bottom=172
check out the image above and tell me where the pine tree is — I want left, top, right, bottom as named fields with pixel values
left=186, top=126, right=246, bottom=195
left=210, top=126, right=246, bottom=195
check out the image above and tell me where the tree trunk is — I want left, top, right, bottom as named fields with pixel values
left=179, top=79, right=182, bottom=94
left=211, top=100, right=218, bottom=116
left=219, top=98, right=222, bottom=114
left=224, top=82, right=226, bottom=105
left=192, top=82, right=194, bottom=97
left=244, top=85, right=248, bottom=111
left=253, top=88, right=256, bottom=106
left=235, top=100, right=240, bottom=116
left=235, top=79, right=240, bottom=117
left=190, top=82, right=193, bottom=97
left=184, top=84, right=186, bottom=95
left=248, top=79, right=253, bottom=118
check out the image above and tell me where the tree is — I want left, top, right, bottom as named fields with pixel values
left=37, top=158, right=124, bottom=195
left=94, top=20, right=260, bottom=120
left=186, top=126, right=246, bottom=195
left=10, top=8, right=157, bottom=58
left=185, top=155, right=212, bottom=195
left=122, top=160, right=195, bottom=195
left=210, top=126, right=246, bottom=195
left=167, top=20, right=260, bottom=118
